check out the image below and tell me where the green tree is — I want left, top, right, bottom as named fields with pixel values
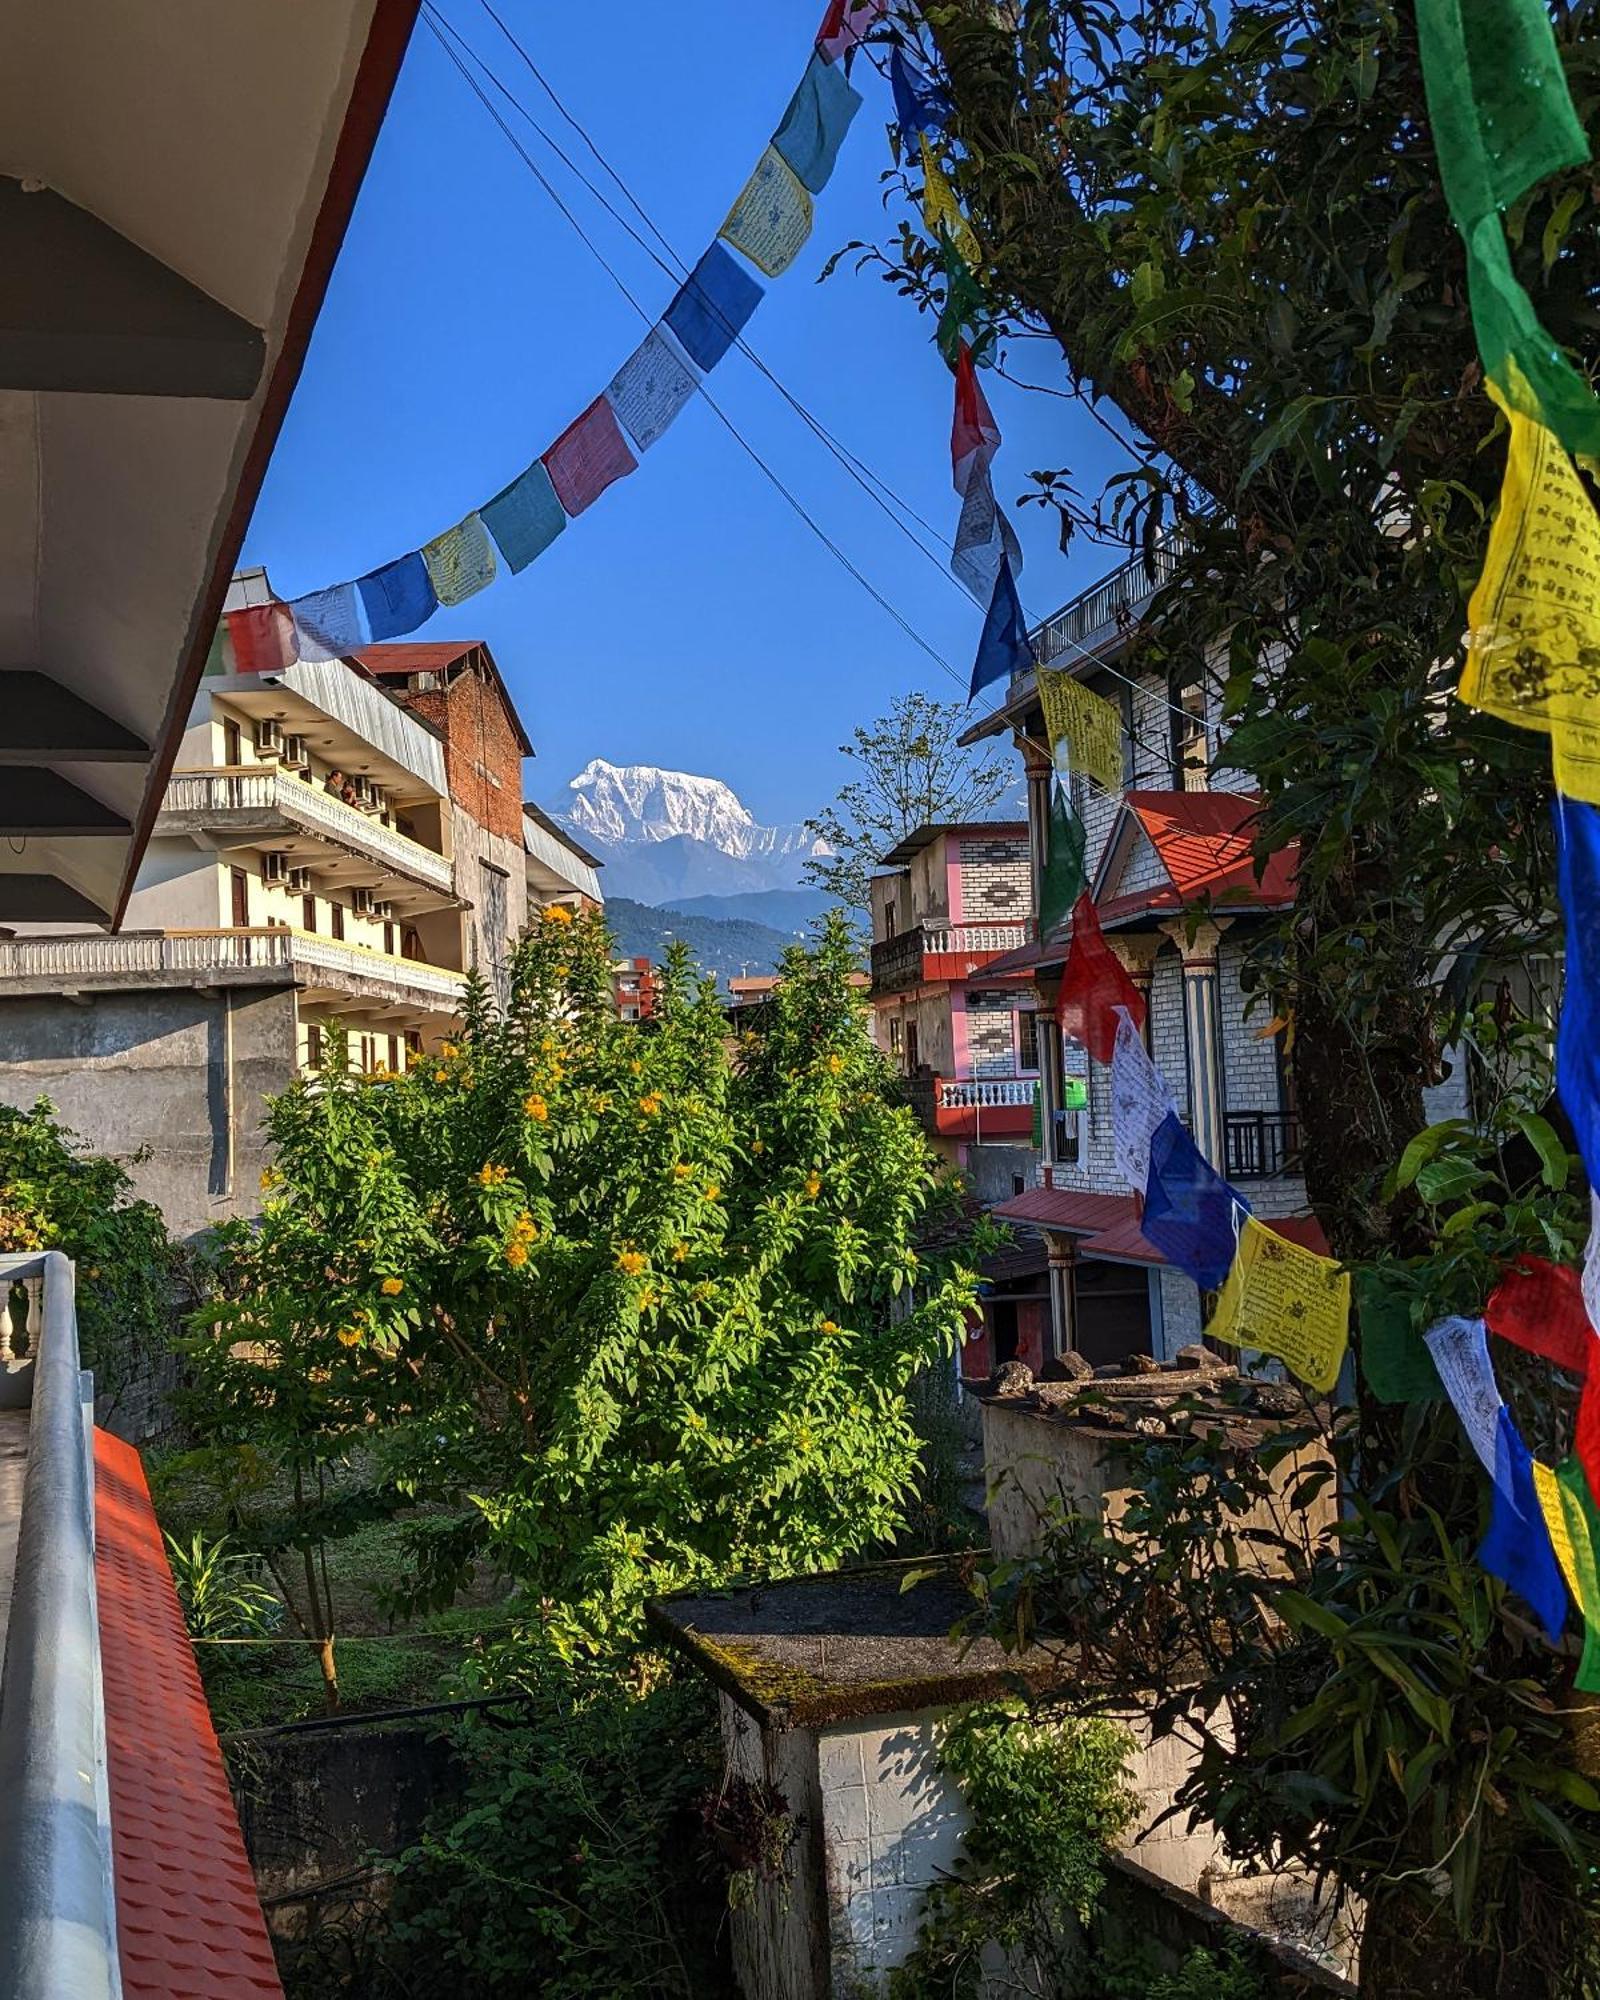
left=188, top=909, right=982, bottom=1657
left=805, top=691, right=1016, bottom=913
left=874, top=4, right=1600, bottom=1992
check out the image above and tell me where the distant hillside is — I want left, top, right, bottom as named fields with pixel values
left=605, top=898, right=797, bottom=984
left=664, top=888, right=837, bottom=934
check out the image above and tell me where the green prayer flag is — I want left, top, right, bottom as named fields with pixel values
left=1355, top=1272, right=1442, bottom=1403
left=1414, top=0, right=1600, bottom=454
left=1039, top=781, right=1087, bottom=938
left=1031, top=1082, right=1043, bottom=1150
left=1556, top=1456, right=1600, bottom=1693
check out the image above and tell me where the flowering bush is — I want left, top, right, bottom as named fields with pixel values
left=192, top=911, right=981, bottom=1652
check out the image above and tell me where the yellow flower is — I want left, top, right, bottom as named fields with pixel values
left=510, top=1211, right=539, bottom=1242
left=671, top=1241, right=689, bottom=1263
left=616, top=1249, right=648, bottom=1276
left=336, top=1326, right=362, bottom=1347
left=704, top=1183, right=721, bottom=1203
left=553, top=964, right=570, bottom=978
left=672, top=1162, right=693, bottom=1180
left=478, top=1163, right=509, bottom=1187
left=504, top=1240, right=529, bottom=1269
left=259, top=1167, right=279, bottom=1191
left=380, top=1276, right=405, bottom=1297
left=543, top=902, right=574, bottom=924
left=637, top=1285, right=659, bottom=1310
left=820, top=1319, right=839, bottom=1334
left=803, top=1173, right=821, bottom=1200
left=594, top=1092, right=612, bottom=1113
left=548, top=1061, right=565, bottom=1082
left=541, top=1035, right=557, bottom=1052
left=441, top=1042, right=458, bottom=1058
left=751, top=1139, right=765, bottom=1155
left=826, top=1053, right=843, bottom=1075
left=638, top=1092, right=664, bottom=1116
left=434, top=1069, right=448, bottom=1084
left=524, top=1093, right=549, bottom=1122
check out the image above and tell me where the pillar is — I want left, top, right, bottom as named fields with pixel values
left=1107, top=935, right=1159, bottom=1044
left=1160, top=918, right=1230, bottom=1170
left=1046, top=1233, right=1077, bottom=1363
left=1021, top=734, right=1052, bottom=922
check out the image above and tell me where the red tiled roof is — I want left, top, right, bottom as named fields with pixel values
left=94, top=1431, right=284, bottom=2000
left=1109, top=791, right=1298, bottom=918
left=354, top=641, right=480, bottom=675
left=993, top=1188, right=1330, bottom=1264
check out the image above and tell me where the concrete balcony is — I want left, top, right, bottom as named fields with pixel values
left=0, top=929, right=467, bottom=1018
left=158, top=767, right=455, bottom=901
left=870, top=920, right=1031, bottom=997
left=923, top=1074, right=1037, bottom=1141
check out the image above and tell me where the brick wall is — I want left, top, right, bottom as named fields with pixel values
left=1217, top=942, right=1280, bottom=1115
left=956, top=833, right=1030, bottom=923
left=396, top=660, right=525, bottom=845
left=965, top=993, right=1018, bottom=1077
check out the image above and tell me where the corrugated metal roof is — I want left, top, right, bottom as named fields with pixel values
left=992, top=1188, right=1133, bottom=1235
left=1120, top=790, right=1298, bottom=907
left=274, top=658, right=447, bottom=795
left=94, top=1430, right=285, bottom=2000
left=524, top=809, right=603, bottom=904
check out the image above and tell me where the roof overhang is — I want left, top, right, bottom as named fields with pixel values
left=0, top=0, right=420, bottom=928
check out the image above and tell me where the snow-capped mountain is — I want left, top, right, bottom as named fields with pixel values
left=551, top=760, right=829, bottom=905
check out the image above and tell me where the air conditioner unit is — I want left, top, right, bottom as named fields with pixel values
left=281, top=735, right=310, bottom=771
left=254, top=719, right=283, bottom=757
left=350, top=887, right=376, bottom=916
left=260, top=851, right=290, bottom=885
left=287, top=866, right=314, bottom=893
left=374, top=900, right=394, bottom=922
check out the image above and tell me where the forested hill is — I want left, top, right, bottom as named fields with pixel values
left=604, top=897, right=798, bottom=983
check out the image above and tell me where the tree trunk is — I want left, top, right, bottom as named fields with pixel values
left=1360, top=1893, right=1548, bottom=2000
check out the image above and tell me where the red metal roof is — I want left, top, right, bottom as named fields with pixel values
left=94, top=1430, right=284, bottom=2000
left=993, top=1187, right=1330, bottom=1265
left=354, top=641, right=480, bottom=675
left=1100, top=791, right=1297, bottom=925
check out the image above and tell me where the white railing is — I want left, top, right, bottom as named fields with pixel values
left=936, top=1076, right=1037, bottom=1110
left=923, top=922, right=1029, bottom=957
left=0, top=930, right=466, bottom=1006
left=163, top=769, right=454, bottom=894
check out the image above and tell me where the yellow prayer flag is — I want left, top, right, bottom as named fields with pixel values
left=920, top=135, right=981, bottom=268
left=1458, top=388, right=1600, bottom=805
left=1532, top=1458, right=1582, bottom=1603
left=1206, top=1214, right=1350, bottom=1395
left=720, top=147, right=814, bottom=279
left=1036, top=668, right=1125, bottom=795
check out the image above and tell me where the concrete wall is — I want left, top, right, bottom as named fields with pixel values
left=0, top=982, right=297, bottom=1241
left=964, top=1143, right=1035, bottom=1207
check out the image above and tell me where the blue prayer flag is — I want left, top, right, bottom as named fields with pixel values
left=969, top=556, right=1033, bottom=701
left=663, top=244, right=764, bottom=373
left=1556, top=793, right=1600, bottom=1190
left=358, top=553, right=436, bottom=641
left=482, top=459, right=567, bottom=574
left=772, top=50, right=862, bottom=194
left=1480, top=1406, right=1568, bottom=1644
left=290, top=583, right=365, bottom=662
left=1142, top=1113, right=1250, bottom=1292
left=890, top=47, right=950, bottom=138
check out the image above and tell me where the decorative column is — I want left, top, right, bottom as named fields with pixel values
left=1046, top=1233, right=1077, bottom=1362
left=1107, top=934, right=1159, bottom=1041
left=1159, top=918, right=1230, bottom=1171
left=1021, top=735, right=1052, bottom=921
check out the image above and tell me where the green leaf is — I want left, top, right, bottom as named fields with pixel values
left=1414, top=1157, right=1491, bottom=1204
left=1514, top=1111, right=1570, bottom=1191
left=1543, top=187, right=1585, bottom=277
left=1394, top=1121, right=1469, bottom=1190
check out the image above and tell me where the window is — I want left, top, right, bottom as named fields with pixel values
left=1172, top=683, right=1209, bottom=790
left=1018, top=1010, right=1041, bottom=1073
left=479, top=861, right=510, bottom=1008
left=388, top=1035, right=401, bottom=1073
left=888, top=1016, right=903, bottom=1056
left=230, top=868, right=249, bottom=928
left=305, top=1022, right=324, bottom=1070
left=223, top=717, right=241, bottom=766
left=885, top=898, right=898, bottom=939
left=302, top=895, right=316, bottom=933
left=383, top=922, right=395, bottom=956
left=330, top=901, right=345, bottom=942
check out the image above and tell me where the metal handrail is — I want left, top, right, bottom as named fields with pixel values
left=0, top=1251, right=120, bottom=2000
left=163, top=768, right=454, bottom=893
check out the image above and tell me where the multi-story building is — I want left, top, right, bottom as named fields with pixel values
left=613, top=957, right=657, bottom=1023
left=0, top=573, right=598, bottom=1239
left=959, top=547, right=1330, bottom=1373
left=868, top=821, right=1040, bottom=1206
left=523, top=802, right=604, bottom=919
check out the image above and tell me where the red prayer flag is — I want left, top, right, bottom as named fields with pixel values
left=816, top=0, right=888, bottom=59
left=227, top=603, right=294, bottom=674
left=541, top=397, right=638, bottom=519
left=1057, top=893, right=1145, bottom=1064
left=1486, top=1257, right=1593, bottom=1374
left=1579, top=1361, right=1600, bottom=1513
left=952, top=342, right=1000, bottom=495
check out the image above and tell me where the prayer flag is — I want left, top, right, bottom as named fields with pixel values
left=358, top=552, right=436, bottom=641
left=664, top=243, right=764, bottom=372
left=542, top=396, right=639, bottom=518
left=1110, top=1005, right=1174, bottom=1197
left=1142, top=1111, right=1248, bottom=1292
left=952, top=342, right=1000, bottom=495
left=290, top=583, right=365, bottom=662
left=1456, top=392, right=1600, bottom=804
left=226, top=603, right=295, bottom=675
left=1036, top=668, right=1124, bottom=795
left=1058, top=891, right=1145, bottom=1062
left=1556, top=793, right=1600, bottom=1193
left=604, top=329, right=698, bottom=454
left=481, top=458, right=567, bottom=573
left=816, top=0, right=890, bottom=62
left=1039, top=780, right=1087, bottom=937
left=1585, top=1192, right=1600, bottom=1346
left=1423, top=1314, right=1503, bottom=1479
left=1206, top=1213, right=1351, bottom=1396
left=891, top=46, right=950, bottom=138
left=773, top=51, right=862, bottom=195
left=1480, top=1405, right=1568, bottom=1643
left=1533, top=1457, right=1581, bottom=1604
left=952, top=463, right=1022, bottom=600
left=969, top=556, right=1032, bottom=700
left=1355, top=1273, right=1441, bottom=1403
left=720, top=147, right=814, bottom=278
left=920, top=135, right=981, bottom=266
left=422, top=514, right=497, bottom=607
left=1485, top=1255, right=1593, bottom=1373
left=937, top=239, right=986, bottom=367
left=1556, top=1455, right=1600, bottom=1691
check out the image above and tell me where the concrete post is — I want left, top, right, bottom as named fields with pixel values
left=1160, top=919, right=1230, bottom=1169
left=1047, top=1233, right=1077, bottom=1361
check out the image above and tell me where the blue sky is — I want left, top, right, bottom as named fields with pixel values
left=243, top=0, right=1132, bottom=827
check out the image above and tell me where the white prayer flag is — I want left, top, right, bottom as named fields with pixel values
left=604, top=329, right=698, bottom=454
left=952, top=462, right=1022, bottom=599
left=720, top=147, right=814, bottom=278
left=1423, top=1315, right=1503, bottom=1479
left=1109, top=1006, right=1173, bottom=1195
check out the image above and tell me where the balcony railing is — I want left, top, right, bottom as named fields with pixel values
left=935, top=1077, right=1037, bottom=1111
left=162, top=767, right=454, bottom=894
left=1029, top=530, right=1195, bottom=672
left=1223, top=1112, right=1302, bottom=1180
left=870, top=920, right=1030, bottom=995
left=0, top=929, right=467, bottom=1008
